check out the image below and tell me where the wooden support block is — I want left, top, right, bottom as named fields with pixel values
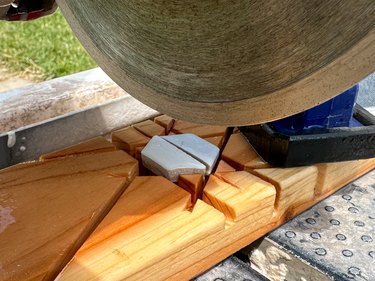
left=58, top=177, right=226, bottom=281
left=0, top=150, right=138, bottom=281
left=204, top=135, right=225, bottom=149
left=40, top=136, right=116, bottom=160
left=172, top=120, right=227, bottom=138
left=154, top=115, right=174, bottom=134
left=133, top=119, right=166, bottom=137
left=222, top=133, right=269, bottom=171
left=203, top=173, right=276, bottom=222
left=253, top=167, right=317, bottom=219
left=315, top=158, right=375, bottom=196
left=111, top=126, right=150, bottom=156
left=215, top=160, right=236, bottom=174
left=177, top=174, right=205, bottom=204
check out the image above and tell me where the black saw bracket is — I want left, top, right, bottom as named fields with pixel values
left=241, top=105, right=375, bottom=167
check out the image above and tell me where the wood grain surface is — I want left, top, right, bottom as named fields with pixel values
left=2, top=116, right=375, bottom=281
left=56, top=117, right=375, bottom=280
left=40, top=137, right=115, bottom=160
left=0, top=150, right=138, bottom=281
left=57, top=1, right=375, bottom=125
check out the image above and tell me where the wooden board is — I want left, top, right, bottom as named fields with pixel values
left=133, top=119, right=166, bottom=137
left=57, top=1, right=375, bottom=125
left=40, top=137, right=116, bottom=160
left=2, top=117, right=375, bottom=281
left=215, top=160, right=236, bottom=174
left=171, top=120, right=228, bottom=138
left=177, top=174, right=205, bottom=205
left=222, top=133, right=270, bottom=170
left=111, top=126, right=150, bottom=157
left=57, top=176, right=225, bottom=281
left=0, top=150, right=138, bottom=281
left=204, top=135, right=225, bottom=149
left=252, top=167, right=317, bottom=219
left=154, top=115, right=174, bottom=134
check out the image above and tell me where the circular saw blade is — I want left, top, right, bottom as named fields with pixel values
left=58, top=0, right=375, bottom=125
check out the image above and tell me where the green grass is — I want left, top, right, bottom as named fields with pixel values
left=0, top=10, right=96, bottom=80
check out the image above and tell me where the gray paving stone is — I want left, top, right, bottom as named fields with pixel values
left=162, top=134, right=220, bottom=175
left=141, top=136, right=206, bottom=182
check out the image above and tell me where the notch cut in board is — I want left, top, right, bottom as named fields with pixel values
left=252, top=166, right=317, bottom=219
left=154, top=115, right=174, bottom=134
left=0, top=149, right=138, bottom=281
left=204, top=172, right=276, bottom=222
left=177, top=174, right=205, bottom=205
left=222, top=133, right=270, bottom=170
left=215, top=160, right=236, bottom=174
left=112, top=126, right=150, bottom=156
left=133, top=119, right=166, bottom=137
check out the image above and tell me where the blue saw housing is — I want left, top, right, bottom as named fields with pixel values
left=271, top=85, right=360, bottom=134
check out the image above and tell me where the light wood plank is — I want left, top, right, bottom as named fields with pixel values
left=58, top=177, right=225, bottom=281
left=204, top=172, right=275, bottom=222
left=133, top=119, right=166, bottom=137
left=253, top=167, right=317, bottom=219
left=40, top=136, right=116, bottom=160
left=111, top=126, right=150, bottom=156
left=5, top=119, right=375, bottom=281
left=162, top=174, right=277, bottom=280
left=57, top=156, right=374, bottom=281
left=172, top=120, right=227, bottom=138
left=222, top=133, right=269, bottom=171
left=177, top=174, right=205, bottom=205
left=215, top=160, right=236, bottom=174
left=0, top=150, right=138, bottom=281
left=204, top=135, right=225, bottom=149
left=154, top=115, right=174, bottom=134
left=315, top=158, right=375, bottom=196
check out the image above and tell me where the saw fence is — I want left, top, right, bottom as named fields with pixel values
left=0, top=69, right=374, bottom=281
